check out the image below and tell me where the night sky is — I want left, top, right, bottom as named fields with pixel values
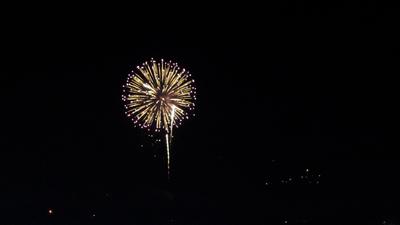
left=0, top=3, right=398, bottom=225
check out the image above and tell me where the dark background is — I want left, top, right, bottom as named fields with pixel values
left=0, top=2, right=398, bottom=225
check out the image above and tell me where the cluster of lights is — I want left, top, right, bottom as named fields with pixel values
left=265, top=168, right=322, bottom=186
left=299, top=168, right=321, bottom=185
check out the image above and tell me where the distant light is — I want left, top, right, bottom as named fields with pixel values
left=306, top=168, right=309, bottom=172
left=48, top=209, right=53, bottom=215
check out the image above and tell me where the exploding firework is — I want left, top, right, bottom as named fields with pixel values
left=122, top=59, right=196, bottom=178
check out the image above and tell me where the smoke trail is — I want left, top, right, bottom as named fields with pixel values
left=170, top=105, right=176, bottom=137
left=165, top=133, right=170, bottom=179
left=165, top=106, right=176, bottom=180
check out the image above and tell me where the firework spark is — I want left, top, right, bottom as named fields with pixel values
left=122, top=59, right=196, bottom=178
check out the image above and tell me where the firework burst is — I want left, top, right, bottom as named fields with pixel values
left=122, top=59, right=196, bottom=178
left=122, top=58, right=196, bottom=132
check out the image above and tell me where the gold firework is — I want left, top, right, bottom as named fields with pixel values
left=122, top=59, right=196, bottom=179
left=122, top=59, right=196, bottom=132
